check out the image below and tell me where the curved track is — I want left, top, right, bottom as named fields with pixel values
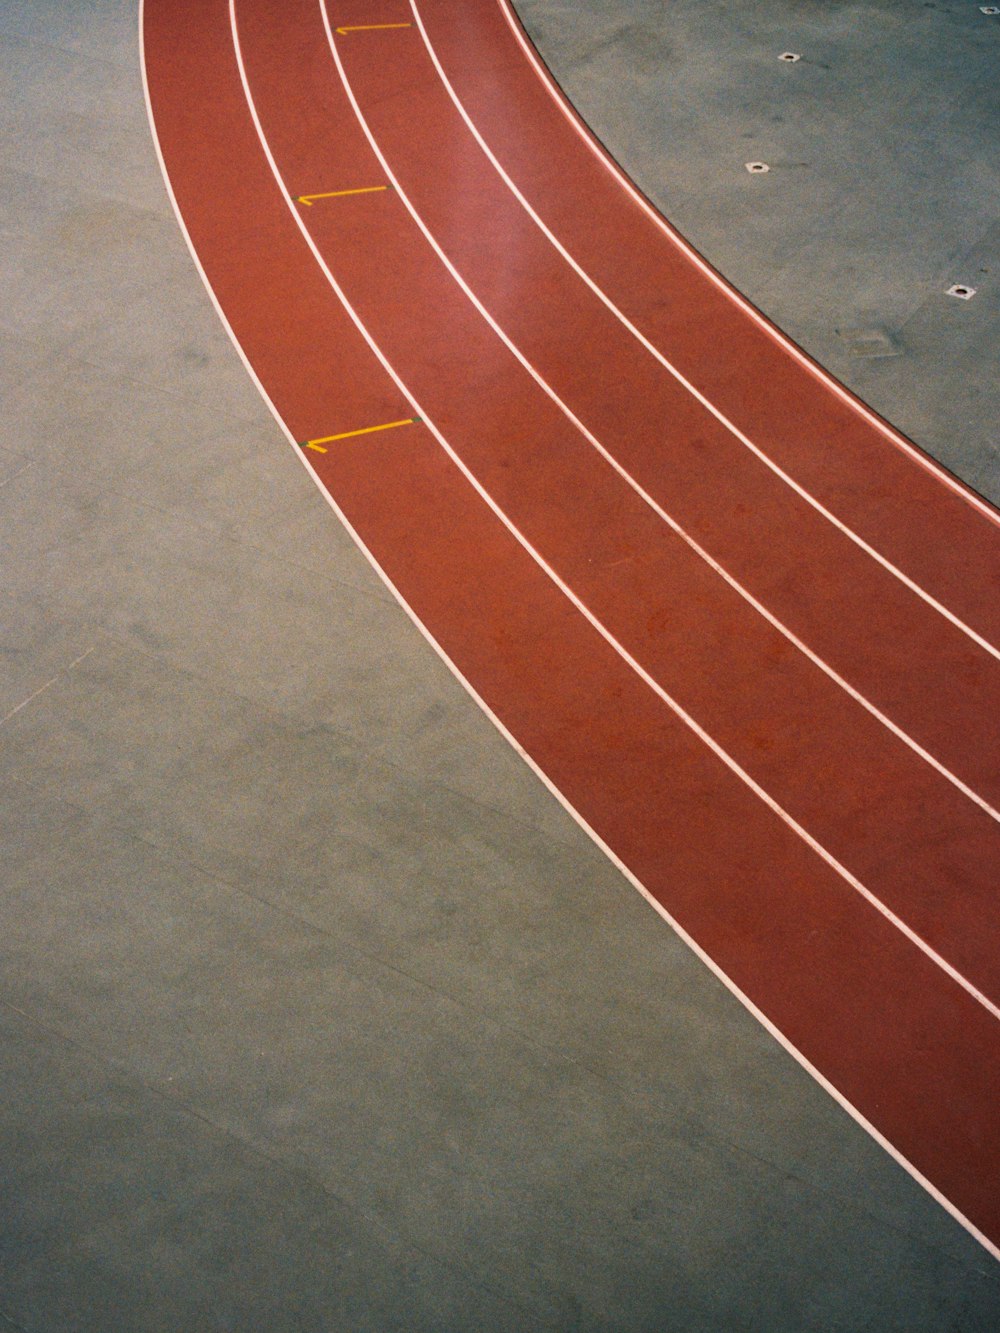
left=142, top=0, right=1000, bottom=1257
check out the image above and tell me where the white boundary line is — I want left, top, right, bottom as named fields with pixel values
left=136, top=0, right=1000, bottom=1263
left=318, top=0, right=1000, bottom=828
left=247, top=0, right=997, bottom=1023
left=495, top=1, right=1000, bottom=531
left=409, top=0, right=1000, bottom=666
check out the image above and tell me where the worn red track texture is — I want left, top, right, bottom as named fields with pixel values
left=143, top=0, right=1000, bottom=1255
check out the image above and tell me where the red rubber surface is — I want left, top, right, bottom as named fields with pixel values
left=143, top=0, right=1000, bottom=1254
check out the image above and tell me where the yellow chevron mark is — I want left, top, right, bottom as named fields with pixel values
left=335, top=23, right=413, bottom=35
left=297, top=186, right=389, bottom=206
left=302, top=417, right=420, bottom=453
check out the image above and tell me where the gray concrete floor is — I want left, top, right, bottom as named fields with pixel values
left=515, top=0, right=1000, bottom=506
left=1, top=0, right=999, bottom=1328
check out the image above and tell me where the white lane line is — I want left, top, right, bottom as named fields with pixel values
left=234, top=0, right=998, bottom=1023
left=319, top=0, right=1000, bottom=828
left=410, top=0, right=1000, bottom=662
left=495, top=2, right=1000, bottom=530
left=139, top=0, right=1000, bottom=1265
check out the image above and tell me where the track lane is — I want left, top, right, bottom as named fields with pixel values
left=416, top=0, right=1000, bottom=645
left=316, top=4, right=1000, bottom=835
left=318, top=5, right=1000, bottom=827
left=233, top=0, right=1000, bottom=1000
left=324, top=1, right=1000, bottom=812
left=144, top=0, right=1000, bottom=1255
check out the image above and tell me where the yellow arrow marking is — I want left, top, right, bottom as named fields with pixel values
left=336, top=23, right=413, bottom=35
left=297, top=185, right=389, bottom=206
left=303, top=417, right=420, bottom=453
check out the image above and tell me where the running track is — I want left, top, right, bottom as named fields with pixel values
left=142, top=0, right=1000, bottom=1257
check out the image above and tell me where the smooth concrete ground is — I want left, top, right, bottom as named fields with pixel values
left=1, top=1, right=999, bottom=1329
left=516, top=0, right=1000, bottom=506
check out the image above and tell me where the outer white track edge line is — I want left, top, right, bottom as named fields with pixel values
left=139, top=0, right=1000, bottom=1265
left=234, top=0, right=998, bottom=1026
left=494, top=1, right=1000, bottom=534
left=320, top=1, right=1000, bottom=829
left=409, top=0, right=1000, bottom=664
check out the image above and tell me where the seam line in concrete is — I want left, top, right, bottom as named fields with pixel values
left=0, top=645, right=97, bottom=729
left=0, top=992, right=557, bottom=1328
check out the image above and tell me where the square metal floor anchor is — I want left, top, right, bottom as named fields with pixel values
left=836, top=327, right=901, bottom=358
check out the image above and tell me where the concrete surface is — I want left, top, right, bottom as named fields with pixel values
left=515, top=0, right=1000, bottom=505
left=1, top=0, right=999, bottom=1328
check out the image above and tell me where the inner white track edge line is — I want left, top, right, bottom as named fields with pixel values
left=240, top=0, right=998, bottom=1025
left=494, top=0, right=1000, bottom=531
left=321, top=1, right=999, bottom=827
left=138, top=0, right=1000, bottom=1264
left=410, top=0, right=1000, bottom=664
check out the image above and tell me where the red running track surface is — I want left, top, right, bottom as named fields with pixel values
left=142, top=0, right=1000, bottom=1257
